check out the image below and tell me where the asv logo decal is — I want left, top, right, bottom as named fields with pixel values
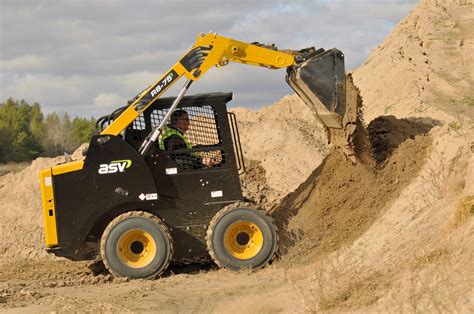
left=98, top=160, right=132, bottom=174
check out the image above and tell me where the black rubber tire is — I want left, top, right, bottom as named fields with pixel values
left=206, top=205, right=278, bottom=271
left=100, top=211, right=173, bottom=279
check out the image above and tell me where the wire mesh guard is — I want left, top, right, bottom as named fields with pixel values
left=148, top=105, right=225, bottom=170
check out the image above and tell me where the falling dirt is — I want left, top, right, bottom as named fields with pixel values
left=240, top=158, right=281, bottom=209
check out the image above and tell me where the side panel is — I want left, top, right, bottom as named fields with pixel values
left=135, top=93, right=245, bottom=260
left=52, top=135, right=157, bottom=259
left=146, top=151, right=241, bottom=260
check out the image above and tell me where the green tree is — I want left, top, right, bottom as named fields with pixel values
left=29, top=102, right=46, bottom=144
left=42, top=112, right=96, bottom=156
left=0, top=98, right=96, bottom=161
left=70, top=117, right=96, bottom=148
left=42, top=112, right=64, bottom=156
left=0, top=98, right=42, bottom=162
left=0, top=128, right=9, bottom=162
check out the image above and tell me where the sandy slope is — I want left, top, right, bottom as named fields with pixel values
left=233, top=94, right=328, bottom=208
left=1, top=0, right=473, bottom=312
left=353, top=0, right=474, bottom=122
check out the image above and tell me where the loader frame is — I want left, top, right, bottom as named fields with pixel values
left=42, top=92, right=245, bottom=261
left=40, top=32, right=354, bottom=267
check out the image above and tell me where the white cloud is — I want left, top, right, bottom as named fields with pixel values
left=94, top=92, right=125, bottom=108
left=0, top=0, right=420, bottom=116
left=0, top=54, right=51, bottom=71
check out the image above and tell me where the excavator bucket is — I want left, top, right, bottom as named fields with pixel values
left=286, top=48, right=360, bottom=160
left=286, top=48, right=346, bottom=129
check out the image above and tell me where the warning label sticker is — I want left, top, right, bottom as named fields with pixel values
left=166, top=168, right=178, bottom=175
left=145, top=193, right=158, bottom=200
left=211, top=190, right=223, bottom=198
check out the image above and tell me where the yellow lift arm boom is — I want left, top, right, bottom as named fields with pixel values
left=101, top=33, right=297, bottom=136
left=99, top=32, right=357, bottom=159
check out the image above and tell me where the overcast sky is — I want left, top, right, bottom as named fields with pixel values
left=0, top=0, right=419, bottom=118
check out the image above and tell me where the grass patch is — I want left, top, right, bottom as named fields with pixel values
left=0, top=162, right=29, bottom=176
left=415, top=105, right=427, bottom=113
left=449, top=97, right=474, bottom=107
left=384, top=105, right=393, bottom=114
left=444, top=31, right=457, bottom=41
left=452, top=195, right=474, bottom=227
left=461, top=97, right=474, bottom=107
left=448, top=121, right=462, bottom=131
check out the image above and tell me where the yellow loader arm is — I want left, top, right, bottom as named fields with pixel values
left=101, top=32, right=359, bottom=158
left=101, top=33, right=297, bottom=136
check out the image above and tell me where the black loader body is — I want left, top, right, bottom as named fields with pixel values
left=46, top=93, right=246, bottom=261
left=39, top=33, right=352, bottom=278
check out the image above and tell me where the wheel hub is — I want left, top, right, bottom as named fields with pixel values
left=117, top=229, right=157, bottom=268
left=224, top=221, right=263, bottom=260
left=130, top=241, right=144, bottom=254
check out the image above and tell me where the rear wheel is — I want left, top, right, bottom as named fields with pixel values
left=100, top=211, right=173, bottom=279
left=206, top=205, right=278, bottom=271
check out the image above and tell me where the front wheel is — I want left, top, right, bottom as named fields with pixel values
left=206, top=205, right=278, bottom=271
left=100, top=211, right=173, bottom=279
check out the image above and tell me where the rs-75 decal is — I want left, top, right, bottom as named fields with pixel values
left=149, top=69, right=178, bottom=98
left=133, top=69, right=179, bottom=112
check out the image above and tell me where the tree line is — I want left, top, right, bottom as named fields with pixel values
left=0, top=98, right=96, bottom=163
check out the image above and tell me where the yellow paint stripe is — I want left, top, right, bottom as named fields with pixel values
left=40, top=168, right=58, bottom=246
left=51, top=160, right=84, bottom=175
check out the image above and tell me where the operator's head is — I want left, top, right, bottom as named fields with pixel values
left=170, top=109, right=190, bottom=133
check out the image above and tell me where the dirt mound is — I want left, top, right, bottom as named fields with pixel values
left=273, top=116, right=434, bottom=262
left=0, top=157, right=63, bottom=261
left=233, top=94, right=328, bottom=208
left=240, top=159, right=280, bottom=207
left=353, top=0, right=474, bottom=122
left=0, top=144, right=87, bottom=262
left=368, top=116, right=438, bottom=164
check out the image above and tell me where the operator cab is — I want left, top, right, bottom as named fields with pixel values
left=98, top=92, right=246, bottom=205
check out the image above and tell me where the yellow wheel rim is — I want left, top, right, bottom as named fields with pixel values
left=224, top=221, right=263, bottom=260
left=117, top=229, right=157, bottom=268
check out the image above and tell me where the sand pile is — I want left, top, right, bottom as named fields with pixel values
left=0, top=156, right=64, bottom=261
left=265, top=0, right=474, bottom=309
left=273, top=116, right=434, bottom=261
left=0, top=145, right=86, bottom=262
left=353, top=0, right=474, bottom=122
left=280, top=121, right=473, bottom=311
left=232, top=94, right=328, bottom=208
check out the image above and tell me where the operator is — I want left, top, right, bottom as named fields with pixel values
left=158, top=109, right=214, bottom=168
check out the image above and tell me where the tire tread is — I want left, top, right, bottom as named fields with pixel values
left=205, top=202, right=279, bottom=270
left=100, top=211, right=174, bottom=279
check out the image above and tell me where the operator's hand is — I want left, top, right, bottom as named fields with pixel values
left=202, top=157, right=216, bottom=167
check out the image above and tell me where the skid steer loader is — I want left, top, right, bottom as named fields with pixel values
left=39, top=33, right=360, bottom=279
